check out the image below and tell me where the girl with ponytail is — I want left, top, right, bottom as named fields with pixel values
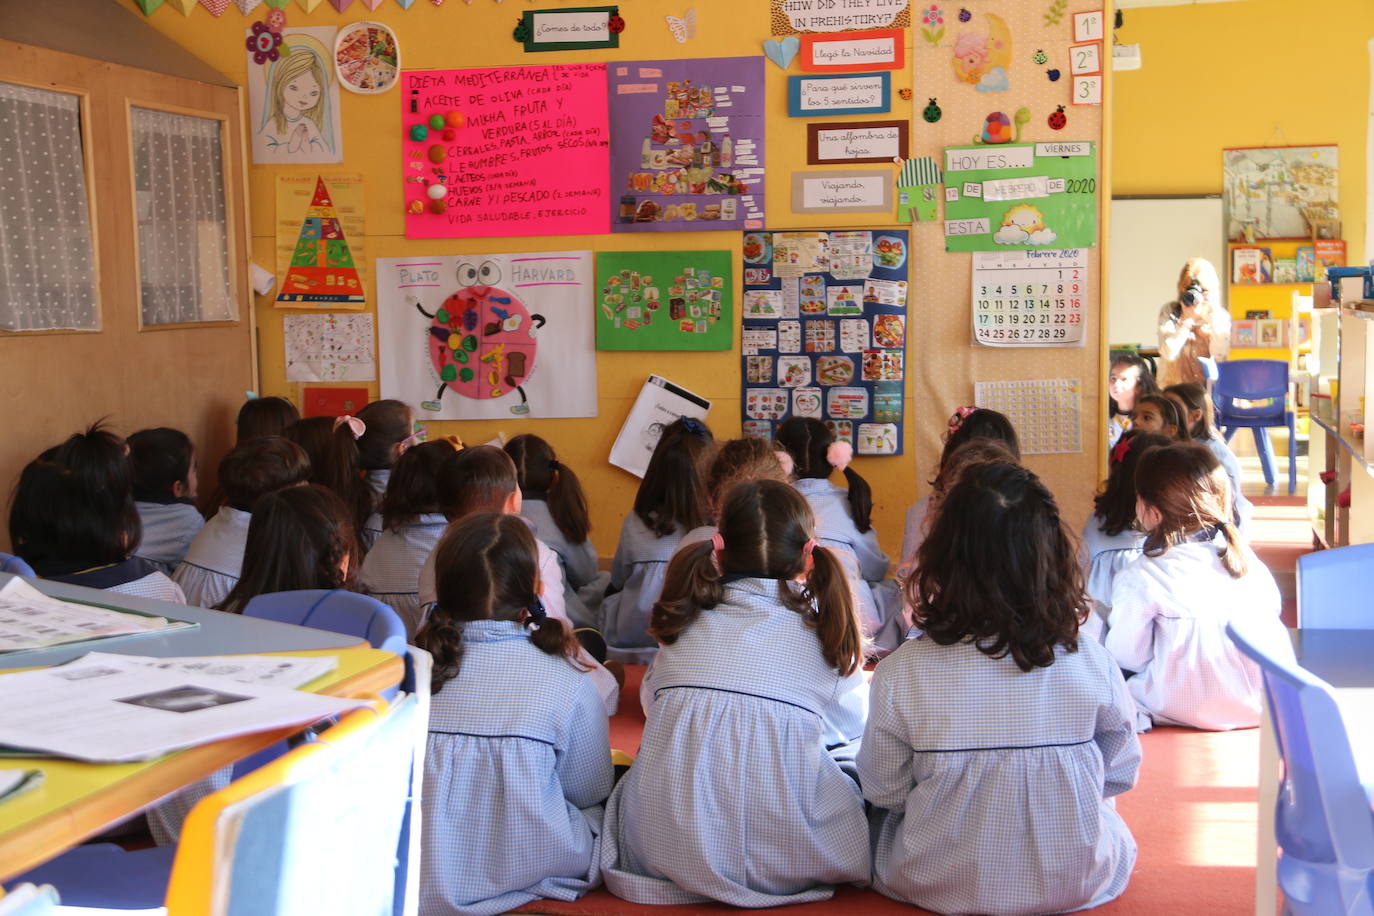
left=601, top=479, right=869, bottom=907
left=774, top=417, right=903, bottom=651
left=285, top=415, right=375, bottom=550
left=416, top=513, right=612, bottom=915
left=505, top=434, right=606, bottom=627
left=862, top=460, right=1140, bottom=916
left=1107, top=442, right=1284, bottom=731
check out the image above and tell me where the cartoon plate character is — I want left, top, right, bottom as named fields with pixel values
left=413, top=260, right=545, bottom=415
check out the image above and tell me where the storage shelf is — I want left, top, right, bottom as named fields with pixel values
left=1309, top=413, right=1374, bottom=479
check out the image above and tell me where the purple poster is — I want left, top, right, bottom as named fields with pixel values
left=608, top=57, right=766, bottom=233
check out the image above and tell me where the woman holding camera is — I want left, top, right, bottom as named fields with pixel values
left=1158, top=258, right=1228, bottom=388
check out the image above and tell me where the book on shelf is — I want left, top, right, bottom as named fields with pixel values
left=1273, top=257, right=1298, bottom=284
left=1232, top=320, right=1256, bottom=347
left=1314, top=239, right=1347, bottom=280
left=1231, top=247, right=1269, bottom=284
left=1296, top=245, right=1316, bottom=282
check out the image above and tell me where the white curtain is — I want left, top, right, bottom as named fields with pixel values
left=131, top=107, right=237, bottom=325
left=0, top=82, right=99, bottom=332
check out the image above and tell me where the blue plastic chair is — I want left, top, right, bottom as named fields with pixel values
left=1297, top=544, right=1374, bottom=629
left=0, top=553, right=36, bottom=576
left=243, top=589, right=408, bottom=658
left=10, top=695, right=421, bottom=915
left=1226, top=617, right=1374, bottom=916
left=1213, top=359, right=1297, bottom=494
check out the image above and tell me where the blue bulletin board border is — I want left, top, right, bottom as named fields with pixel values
left=787, top=73, right=891, bottom=117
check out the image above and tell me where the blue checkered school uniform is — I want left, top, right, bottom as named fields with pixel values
left=1079, top=515, right=1147, bottom=642
left=793, top=477, right=904, bottom=650
left=858, top=635, right=1140, bottom=916
left=600, top=577, right=871, bottom=906
left=598, top=514, right=685, bottom=662
left=420, top=619, right=614, bottom=916
left=358, top=513, right=448, bottom=637
left=172, top=506, right=249, bottom=609
left=520, top=499, right=605, bottom=630
left=133, top=500, right=205, bottom=575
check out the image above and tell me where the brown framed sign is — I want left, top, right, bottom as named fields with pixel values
left=806, top=120, right=909, bottom=165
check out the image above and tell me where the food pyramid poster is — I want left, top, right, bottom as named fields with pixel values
left=274, top=174, right=367, bottom=309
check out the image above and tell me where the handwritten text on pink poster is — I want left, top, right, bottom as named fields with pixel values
left=403, top=64, right=610, bottom=239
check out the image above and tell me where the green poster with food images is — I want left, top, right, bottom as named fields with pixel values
left=595, top=250, right=733, bottom=350
left=942, top=141, right=1098, bottom=253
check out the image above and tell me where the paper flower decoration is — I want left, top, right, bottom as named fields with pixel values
left=920, top=5, right=945, bottom=44
left=246, top=21, right=283, bottom=65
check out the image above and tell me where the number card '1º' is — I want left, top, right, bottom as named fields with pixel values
left=971, top=248, right=1087, bottom=347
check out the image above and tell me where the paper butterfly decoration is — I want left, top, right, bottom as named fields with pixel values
left=666, top=9, right=697, bottom=43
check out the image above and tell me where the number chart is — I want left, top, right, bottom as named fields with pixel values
left=971, top=249, right=1087, bottom=347
left=975, top=378, right=1082, bottom=455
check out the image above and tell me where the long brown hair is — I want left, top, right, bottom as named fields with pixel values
left=381, top=440, right=458, bottom=532
left=774, top=417, right=874, bottom=533
left=1164, top=382, right=1215, bottom=439
left=356, top=399, right=414, bottom=470
left=285, top=416, right=374, bottom=541
left=924, top=438, right=1019, bottom=537
left=416, top=513, right=582, bottom=694
left=436, top=445, right=517, bottom=521
left=236, top=396, right=299, bottom=443
left=218, top=484, right=359, bottom=614
left=651, top=479, right=863, bottom=676
left=908, top=461, right=1085, bottom=672
left=505, top=434, right=591, bottom=545
left=1092, top=430, right=1172, bottom=536
left=634, top=417, right=715, bottom=537
left=1135, top=393, right=1190, bottom=441
left=1134, top=442, right=1247, bottom=578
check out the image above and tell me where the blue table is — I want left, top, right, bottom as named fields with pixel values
left=1255, top=629, right=1374, bottom=915
left=0, top=572, right=360, bottom=670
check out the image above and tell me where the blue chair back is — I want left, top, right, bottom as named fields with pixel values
left=219, top=698, right=419, bottom=916
left=1227, top=618, right=1374, bottom=916
left=243, top=589, right=407, bottom=657
left=1297, top=544, right=1374, bottom=629
left=1214, top=359, right=1290, bottom=424
left=0, top=553, right=36, bottom=577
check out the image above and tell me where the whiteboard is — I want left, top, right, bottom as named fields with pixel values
left=1108, top=196, right=1224, bottom=348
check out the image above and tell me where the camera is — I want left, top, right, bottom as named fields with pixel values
left=1178, top=281, right=1205, bottom=309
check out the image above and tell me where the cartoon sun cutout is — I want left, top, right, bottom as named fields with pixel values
left=414, top=260, right=545, bottom=415
left=1001, top=203, right=1045, bottom=233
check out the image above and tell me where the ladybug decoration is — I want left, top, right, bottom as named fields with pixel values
left=1046, top=67, right=1062, bottom=82
left=513, top=19, right=530, bottom=42
left=922, top=98, right=943, bottom=123
left=1048, top=105, right=1067, bottom=131
left=898, top=88, right=913, bottom=101
left=414, top=261, right=547, bottom=415
left=1033, top=49, right=1048, bottom=65
left=958, top=7, right=971, bottom=21
left=607, top=9, right=625, bottom=33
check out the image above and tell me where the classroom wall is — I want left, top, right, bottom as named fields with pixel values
left=1112, top=0, right=1369, bottom=264
left=115, top=0, right=1107, bottom=557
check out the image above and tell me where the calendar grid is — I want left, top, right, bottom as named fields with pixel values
left=971, top=249, right=1088, bottom=347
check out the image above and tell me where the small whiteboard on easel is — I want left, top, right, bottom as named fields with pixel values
left=1108, top=195, right=1224, bottom=349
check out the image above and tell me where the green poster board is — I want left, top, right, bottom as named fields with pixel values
left=942, top=141, right=1098, bottom=253
left=595, top=250, right=733, bottom=350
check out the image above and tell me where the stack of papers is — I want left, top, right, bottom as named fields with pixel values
left=0, top=578, right=194, bottom=653
left=0, top=653, right=366, bottom=763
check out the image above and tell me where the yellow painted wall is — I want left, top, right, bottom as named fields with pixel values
left=115, top=0, right=1107, bottom=557
left=1112, top=0, right=1368, bottom=263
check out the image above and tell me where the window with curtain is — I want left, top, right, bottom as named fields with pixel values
left=131, top=107, right=237, bottom=326
left=0, top=82, right=99, bottom=332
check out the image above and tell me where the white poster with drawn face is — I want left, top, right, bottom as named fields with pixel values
left=376, top=251, right=598, bottom=420
left=247, top=26, right=343, bottom=165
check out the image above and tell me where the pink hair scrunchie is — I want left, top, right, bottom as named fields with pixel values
left=774, top=448, right=795, bottom=477
left=710, top=531, right=725, bottom=573
left=333, top=414, right=366, bottom=439
left=826, top=441, right=853, bottom=472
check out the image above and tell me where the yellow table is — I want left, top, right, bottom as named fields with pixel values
left=0, top=647, right=403, bottom=882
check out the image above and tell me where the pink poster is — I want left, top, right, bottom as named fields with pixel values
left=402, top=64, right=611, bottom=239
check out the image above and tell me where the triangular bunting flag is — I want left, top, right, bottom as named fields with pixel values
left=275, top=177, right=366, bottom=308
left=361, top=0, right=384, bottom=8
left=233, top=0, right=263, bottom=12
left=296, top=0, right=324, bottom=11
left=200, top=0, right=231, bottom=14
left=133, top=0, right=165, bottom=14
left=393, top=0, right=416, bottom=7
left=166, top=0, right=197, bottom=13
left=263, top=0, right=290, bottom=7
left=329, top=0, right=355, bottom=10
